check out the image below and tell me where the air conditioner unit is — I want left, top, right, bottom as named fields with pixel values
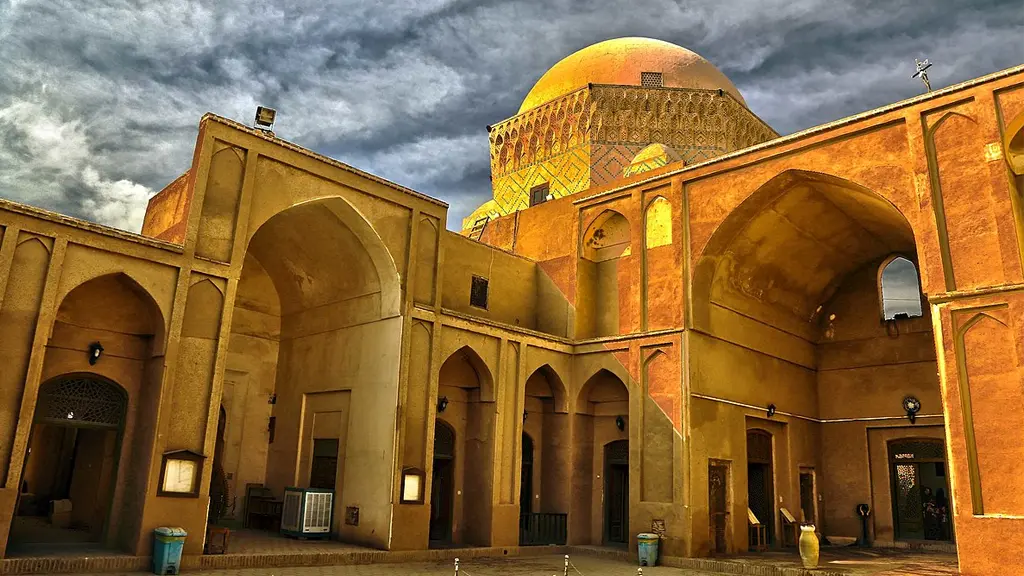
left=280, top=487, right=334, bottom=538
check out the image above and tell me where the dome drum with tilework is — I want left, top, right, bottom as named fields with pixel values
left=463, top=37, right=777, bottom=232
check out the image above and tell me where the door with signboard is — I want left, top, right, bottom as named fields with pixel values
left=889, top=439, right=952, bottom=541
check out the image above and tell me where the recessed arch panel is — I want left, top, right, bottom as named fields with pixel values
left=582, top=210, right=631, bottom=262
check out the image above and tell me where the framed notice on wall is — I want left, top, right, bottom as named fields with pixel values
left=158, top=449, right=205, bottom=497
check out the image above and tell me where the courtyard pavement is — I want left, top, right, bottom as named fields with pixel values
left=63, top=548, right=961, bottom=576
left=72, top=554, right=709, bottom=576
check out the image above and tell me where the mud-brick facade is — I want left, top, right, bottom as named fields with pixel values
left=0, top=37, right=1021, bottom=576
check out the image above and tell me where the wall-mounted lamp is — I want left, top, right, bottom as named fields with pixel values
left=902, top=396, right=921, bottom=424
left=88, top=342, right=104, bottom=365
left=615, top=415, right=626, bottom=431
left=268, top=394, right=277, bottom=405
left=523, top=410, right=528, bottom=423
left=767, top=403, right=777, bottom=418
left=437, top=396, right=449, bottom=414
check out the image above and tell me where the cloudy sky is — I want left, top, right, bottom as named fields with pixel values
left=0, top=0, right=1021, bottom=233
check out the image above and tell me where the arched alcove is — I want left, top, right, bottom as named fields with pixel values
left=9, top=271, right=165, bottom=556
left=691, top=169, right=942, bottom=553
left=578, top=211, right=633, bottom=338
left=222, top=196, right=404, bottom=549
left=432, top=345, right=496, bottom=547
left=520, top=365, right=570, bottom=545
left=571, top=369, right=630, bottom=546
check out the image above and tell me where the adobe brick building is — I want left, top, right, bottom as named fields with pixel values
left=0, top=37, right=1021, bottom=576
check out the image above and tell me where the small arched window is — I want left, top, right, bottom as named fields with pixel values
left=879, top=256, right=923, bottom=320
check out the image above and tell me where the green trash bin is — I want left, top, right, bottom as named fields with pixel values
left=637, top=532, right=660, bottom=566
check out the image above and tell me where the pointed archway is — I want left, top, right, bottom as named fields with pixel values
left=571, top=368, right=629, bottom=546
left=431, top=345, right=495, bottom=547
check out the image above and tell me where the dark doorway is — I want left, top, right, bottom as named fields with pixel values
left=799, top=471, right=816, bottom=526
left=709, top=462, right=729, bottom=554
left=429, top=420, right=455, bottom=545
left=604, top=440, right=629, bottom=545
left=10, top=375, right=127, bottom=554
left=889, top=439, right=952, bottom=541
left=520, top=433, right=533, bottom=514
left=746, top=429, right=774, bottom=547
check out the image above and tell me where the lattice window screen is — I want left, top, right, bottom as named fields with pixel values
left=640, top=72, right=663, bottom=88
left=36, top=376, right=125, bottom=428
left=606, top=439, right=629, bottom=464
left=747, top=430, right=773, bottom=463
left=889, top=440, right=945, bottom=460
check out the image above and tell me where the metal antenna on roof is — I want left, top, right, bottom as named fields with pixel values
left=912, top=58, right=933, bottom=92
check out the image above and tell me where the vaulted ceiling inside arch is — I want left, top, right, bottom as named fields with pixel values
left=707, top=173, right=915, bottom=339
left=242, top=201, right=380, bottom=315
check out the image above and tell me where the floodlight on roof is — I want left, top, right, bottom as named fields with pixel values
left=254, top=106, right=277, bottom=130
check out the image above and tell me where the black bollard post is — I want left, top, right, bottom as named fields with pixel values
left=856, top=504, right=871, bottom=546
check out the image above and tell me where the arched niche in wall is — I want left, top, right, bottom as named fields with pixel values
left=21, top=271, right=166, bottom=553
left=956, top=308, right=1024, bottom=516
left=0, top=235, right=53, bottom=479
left=522, top=364, right=570, bottom=521
left=571, top=368, right=630, bottom=546
left=578, top=210, right=632, bottom=339
left=196, top=146, right=245, bottom=263
left=644, top=196, right=672, bottom=249
left=434, top=345, right=496, bottom=546
left=169, top=277, right=224, bottom=455
left=414, top=217, right=439, bottom=306
left=643, top=196, right=677, bottom=330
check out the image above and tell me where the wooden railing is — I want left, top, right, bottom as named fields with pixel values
left=519, top=512, right=568, bottom=546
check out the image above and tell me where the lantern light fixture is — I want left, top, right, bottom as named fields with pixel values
left=437, top=396, right=449, bottom=414
left=903, top=396, right=921, bottom=424
left=88, top=342, right=104, bottom=365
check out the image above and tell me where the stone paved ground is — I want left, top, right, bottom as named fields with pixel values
left=64, top=548, right=963, bottom=576
left=724, top=548, right=958, bottom=575
left=73, top=554, right=712, bottom=576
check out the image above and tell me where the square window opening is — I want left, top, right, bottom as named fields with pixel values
left=470, top=276, right=489, bottom=309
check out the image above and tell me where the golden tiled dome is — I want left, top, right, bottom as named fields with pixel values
left=519, top=37, right=745, bottom=114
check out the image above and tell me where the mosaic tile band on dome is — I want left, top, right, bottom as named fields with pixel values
left=0, top=35, right=1021, bottom=576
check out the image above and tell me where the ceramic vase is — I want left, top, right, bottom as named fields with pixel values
left=798, top=525, right=819, bottom=569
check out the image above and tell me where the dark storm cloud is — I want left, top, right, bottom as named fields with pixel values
left=0, top=0, right=1021, bottom=231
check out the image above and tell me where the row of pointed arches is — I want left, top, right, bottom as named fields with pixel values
left=430, top=344, right=631, bottom=547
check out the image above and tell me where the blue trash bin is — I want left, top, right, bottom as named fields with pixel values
left=153, top=527, right=187, bottom=575
left=637, top=532, right=660, bottom=566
